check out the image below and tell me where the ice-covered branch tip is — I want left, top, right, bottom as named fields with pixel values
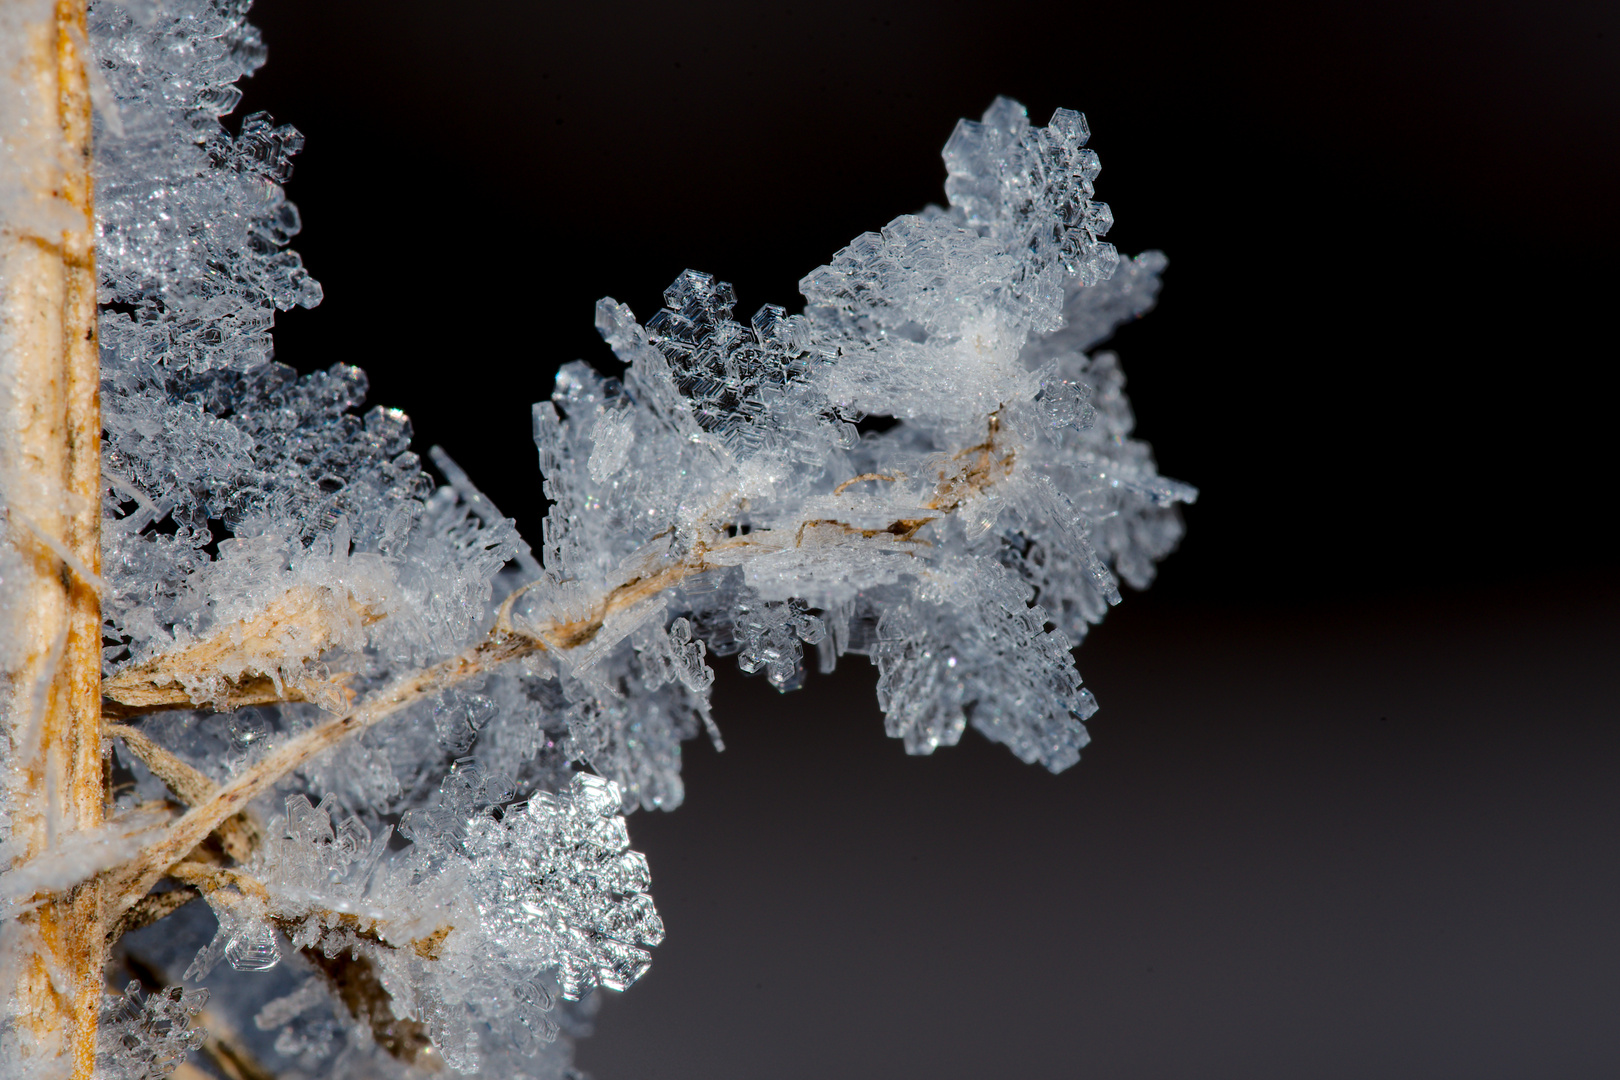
left=525, top=98, right=1195, bottom=778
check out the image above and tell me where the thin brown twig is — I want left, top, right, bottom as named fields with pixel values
left=832, top=472, right=899, bottom=495
left=101, top=584, right=377, bottom=718
left=104, top=724, right=261, bottom=862
left=105, top=884, right=200, bottom=944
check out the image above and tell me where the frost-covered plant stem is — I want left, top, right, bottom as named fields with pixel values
left=99, top=424, right=1012, bottom=924
left=4, top=2, right=1190, bottom=1064
left=0, top=1, right=104, bottom=1074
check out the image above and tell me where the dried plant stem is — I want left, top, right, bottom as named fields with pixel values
left=102, top=584, right=378, bottom=719
left=102, top=627, right=541, bottom=922
left=0, top=1, right=102, bottom=1074
left=93, top=535, right=787, bottom=921
left=105, top=723, right=262, bottom=862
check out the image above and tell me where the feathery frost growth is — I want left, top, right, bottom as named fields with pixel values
left=0, top=0, right=1192, bottom=1076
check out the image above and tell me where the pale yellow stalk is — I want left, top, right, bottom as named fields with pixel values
left=0, top=1, right=103, bottom=1075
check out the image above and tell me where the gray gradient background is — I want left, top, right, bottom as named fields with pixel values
left=230, top=1, right=1617, bottom=1075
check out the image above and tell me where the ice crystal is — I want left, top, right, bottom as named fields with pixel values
left=734, top=597, right=827, bottom=691
left=452, top=772, right=665, bottom=999
left=96, top=982, right=209, bottom=1080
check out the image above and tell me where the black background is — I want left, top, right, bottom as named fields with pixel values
left=233, top=1, right=1617, bottom=1076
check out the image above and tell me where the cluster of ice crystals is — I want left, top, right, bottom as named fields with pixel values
left=643, top=270, right=822, bottom=458
left=96, top=981, right=209, bottom=1080
left=453, top=772, right=664, bottom=999
left=90, top=0, right=521, bottom=685
left=59, top=4, right=592, bottom=1074
left=563, top=666, right=706, bottom=814
left=733, top=597, right=827, bottom=690
left=92, top=0, right=317, bottom=375
left=229, top=769, right=658, bottom=1074
left=527, top=95, right=1194, bottom=785
left=944, top=101, right=1119, bottom=296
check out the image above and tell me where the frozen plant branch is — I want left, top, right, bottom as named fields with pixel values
left=2, top=0, right=1194, bottom=1074
left=96, top=420, right=1028, bottom=924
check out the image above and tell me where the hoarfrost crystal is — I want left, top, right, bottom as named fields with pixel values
left=0, top=0, right=1192, bottom=1074
left=95, top=982, right=209, bottom=1080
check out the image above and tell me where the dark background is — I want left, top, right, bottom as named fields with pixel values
left=234, top=1, right=1617, bottom=1076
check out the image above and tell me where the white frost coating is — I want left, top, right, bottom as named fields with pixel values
left=0, top=0, right=68, bottom=680
left=587, top=405, right=636, bottom=483
left=0, top=530, right=26, bottom=675
left=88, top=0, right=524, bottom=684
left=0, top=811, right=167, bottom=909
left=0, top=0, right=1191, bottom=1075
